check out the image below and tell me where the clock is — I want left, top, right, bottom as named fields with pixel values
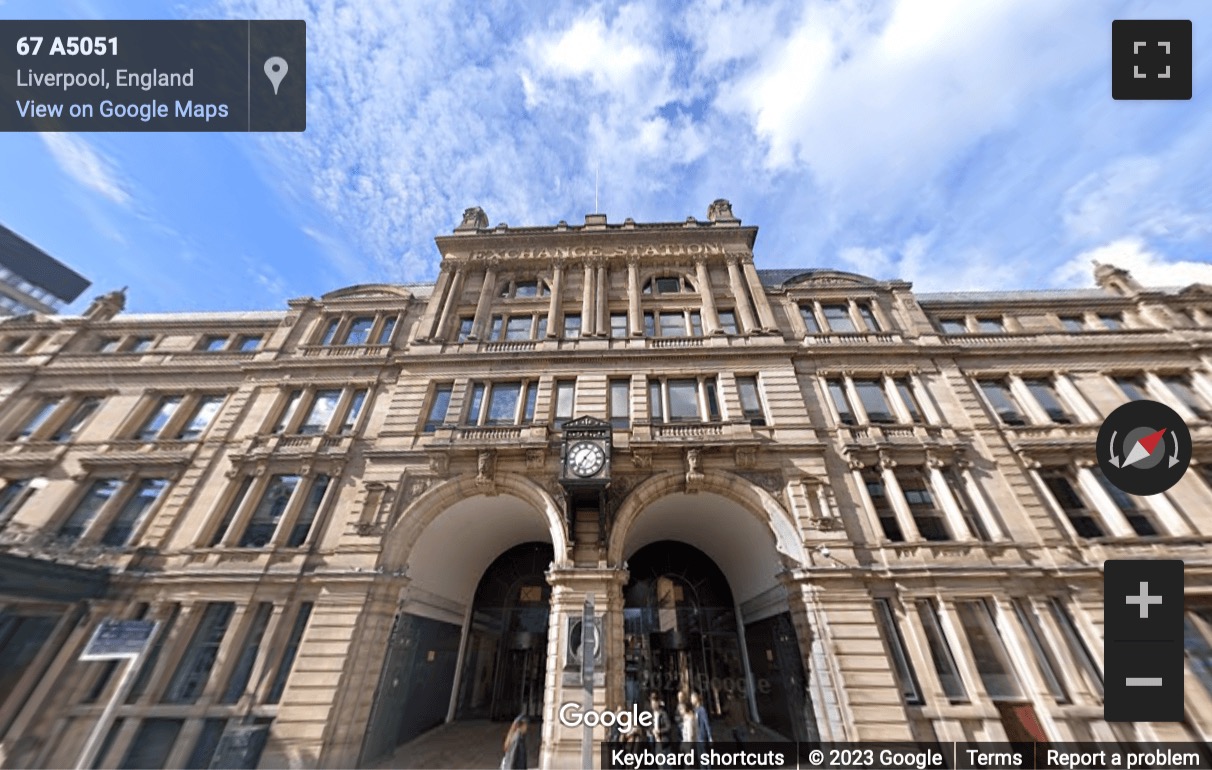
left=567, top=441, right=606, bottom=477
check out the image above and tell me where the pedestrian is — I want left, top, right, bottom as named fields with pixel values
left=678, top=701, right=697, bottom=751
left=647, top=691, right=672, bottom=750
left=501, top=715, right=529, bottom=769
left=691, top=692, right=712, bottom=768
left=723, top=693, right=752, bottom=745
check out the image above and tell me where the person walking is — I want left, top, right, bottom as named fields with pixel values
left=691, top=692, right=713, bottom=768
left=501, top=715, right=529, bottom=769
left=678, top=700, right=698, bottom=753
left=647, top=691, right=673, bottom=769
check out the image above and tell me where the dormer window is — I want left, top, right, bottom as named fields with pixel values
left=643, top=276, right=689, bottom=295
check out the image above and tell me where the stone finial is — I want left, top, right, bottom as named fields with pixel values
left=707, top=199, right=739, bottom=223
left=83, top=287, right=126, bottom=321
left=1092, top=261, right=1141, bottom=296
left=455, top=206, right=489, bottom=233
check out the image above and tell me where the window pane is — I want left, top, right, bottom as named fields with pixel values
left=1116, top=376, right=1148, bottom=402
left=186, top=719, right=227, bottom=770
left=266, top=603, right=313, bottom=704
left=486, top=382, right=521, bottom=425
left=59, top=479, right=123, bottom=542
left=51, top=397, right=100, bottom=442
left=238, top=475, right=301, bottom=548
left=1184, top=613, right=1212, bottom=701
left=901, top=471, right=950, bottom=541
left=489, top=316, right=504, bottom=341
left=319, top=319, right=340, bottom=345
left=1059, top=316, right=1084, bottom=332
left=865, top=474, right=904, bottom=542
left=457, top=318, right=473, bottom=342
left=119, top=718, right=183, bottom=769
left=564, top=314, right=581, bottom=339
left=514, top=280, right=538, bottom=298
left=894, top=379, right=923, bottom=423
left=827, top=380, right=855, bottom=425
left=555, top=381, right=576, bottom=420
left=522, top=383, right=537, bottom=423
left=1099, top=314, right=1122, bottom=330
left=1025, top=380, right=1072, bottom=424
left=237, top=335, right=262, bottom=352
left=202, top=335, right=227, bottom=352
left=467, top=383, right=485, bottom=424
left=505, top=316, right=532, bottom=341
left=1048, top=598, right=1103, bottom=697
left=799, top=306, right=820, bottom=333
left=1013, top=599, right=1069, bottom=703
left=137, top=397, right=181, bottom=441
left=667, top=379, right=699, bottom=421
left=659, top=312, right=685, bottom=337
left=855, top=380, right=894, bottom=424
left=162, top=603, right=235, bottom=704
left=655, top=277, right=680, bottom=294
left=377, top=318, right=397, bottom=345
left=939, top=319, right=967, bottom=334
left=689, top=312, right=703, bottom=336
left=643, top=312, right=655, bottom=337
left=1162, top=375, right=1210, bottom=419
left=0, top=479, right=31, bottom=526
left=536, top=317, right=548, bottom=339
left=977, top=317, right=1005, bottom=333
left=916, top=600, right=968, bottom=702
left=1041, top=471, right=1104, bottom=538
left=345, top=317, right=374, bottom=345
left=17, top=399, right=60, bottom=439
left=98, top=337, right=122, bottom=353
left=299, top=390, right=341, bottom=435
left=874, top=599, right=922, bottom=704
left=129, top=337, right=154, bottom=352
left=704, top=380, right=720, bottom=421
left=822, top=305, right=855, bottom=333
left=273, top=391, right=303, bottom=434
left=979, top=381, right=1025, bottom=426
left=221, top=604, right=273, bottom=704
left=648, top=381, right=663, bottom=422
left=425, top=384, right=452, bottom=432
left=209, top=478, right=253, bottom=547
left=955, top=600, right=1021, bottom=700
left=737, top=376, right=765, bottom=425
left=101, top=479, right=168, bottom=547
left=1091, top=467, right=1158, bottom=536
left=288, top=475, right=330, bottom=547
left=610, top=313, right=628, bottom=338
left=341, top=390, right=367, bottom=434
left=610, top=380, right=630, bottom=428
left=718, top=310, right=738, bottom=335
left=857, top=303, right=881, bottom=331
left=178, top=395, right=224, bottom=440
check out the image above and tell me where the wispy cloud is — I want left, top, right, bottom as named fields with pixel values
left=1056, top=237, right=1212, bottom=289
left=39, top=133, right=132, bottom=207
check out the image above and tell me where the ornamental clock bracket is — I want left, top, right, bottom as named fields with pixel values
left=559, top=416, right=612, bottom=559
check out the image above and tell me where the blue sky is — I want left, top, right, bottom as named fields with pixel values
left=1, top=0, right=1211, bottom=313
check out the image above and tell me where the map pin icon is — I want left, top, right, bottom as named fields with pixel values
left=264, top=57, right=288, bottom=95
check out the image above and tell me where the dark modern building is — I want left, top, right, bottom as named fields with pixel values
left=0, top=224, right=91, bottom=316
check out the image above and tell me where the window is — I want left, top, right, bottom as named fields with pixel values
left=1184, top=610, right=1212, bottom=701
left=736, top=376, right=766, bottom=426
left=645, top=276, right=685, bottom=295
left=0, top=611, right=59, bottom=711
left=377, top=318, right=397, bottom=345
left=126, top=605, right=180, bottom=703
left=978, top=380, right=1025, bottom=426
left=341, top=390, right=367, bottom=434
left=136, top=397, right=182, bottom=441
left=718, top=310, right=739, bottom=335
left=288, top=475, right=331, bottom=547
left=3, top=336, right=27, bottom=353
left=564, top=314, right=581, bottom=339
left=554, top=380, right=576, bottom=423
left=344, top=317, right=374, bottom=345
left=894, top=378, right=923, bottom=423
left=822, top=304, right=855, bottom=333
left=266, top=602, right=313, bottom=703
left=854, top=379, right=894, bottom=424
left=424, top=384, right=452, bottom=433
left=58, top=479, right=123, bottom=543
left=13, top=398, right=61, bottom=440
left=874, top=599, right=923, bottom=704
left=799, top=305, right=820, bottom=332
left=955, top=600, right=1022, bottom=700
left=505, top=316, right=532, bottom=341
left=100, top=479, right=169, bottom=547
left=689, top=312, right=703, bottom=336
left=916, top=599, right=968, bottom=703
left=457, top=317, right=473, bottom=342
left=659, top=312, right=685, bottom=337
left=187, top=719, right=228, bottom=770
left=129, top=336, right=154, bottom=352
left=222, top=604, right=274, bottom=704
left=1160, top=375, right=1210, bottom=419
left=610, top=313, right=628, bottom=338
left=208, top=478, right=253, bottom=547
left=610, top=379, right=630, bottom=429
left=977, top=317, right=1006, bottom=333
left=857, top=302, right=881, bottom=332
left=1039, top=469, right=1104, bottom=538
left=319, top=318, right=340, bottom=345
left=1059, top=316, right=1085, bottom=332
left=1024, top=379, right=1073, bottom=424
left=938, top=318, right=967, bottom=334
left=948, top=470, right=991, bottom=541
left=900, top=470, right=951, bottom=541
left=1115, top=375, right=1149, bottom=402
left=501, top=279, right=548, bottom=299
left=236, top=334, right=262, bottom=352
left=465, top=381, right=537, bottom=426
left=299, top=390, right=341, bottom=435
left=1047, top=598, right=1103, bottom=697
left=864, top=472, right=904, bottom=542
left=643, top=313, right=656, bottom=337
left=826, top=379, right=856, bottom=426
left=49, top=397, right=101, bottom=442
left=1012, top=599, right=1069, bottom=703
left=648, top=377, right=721, bottom=423
left=119, top=718, right=183, bottom=769
left=278, top=389, right=366, bottom=435
left=1098, top=313, right=1123, bottom=330
left=0, top=478, right=32, bottom=528
left=177, top=395, right=225, bottom=440
left=200, top=335, right=228, bottom=352
left=162, top=602, right=235, bottom=704
left=238, top=475, right=301, bottom=548
left=273, top=391, right=304, bottom=434
left=1091, top=466, right=1159, bottom=536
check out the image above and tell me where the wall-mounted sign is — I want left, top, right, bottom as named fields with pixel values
left=79, top=619, right=157, bottom=660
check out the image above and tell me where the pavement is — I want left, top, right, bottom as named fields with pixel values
left=373, top=720, right=540, bottom=770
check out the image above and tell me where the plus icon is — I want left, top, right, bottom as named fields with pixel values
left=1126, top=581, right=1163, bottom=619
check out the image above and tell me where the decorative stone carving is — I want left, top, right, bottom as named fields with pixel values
left=630, top=450, right=652, bottom=469
left=455, top=206, right=489, bottom=232
left=526, top=448, right=547, bottom=470
left=878, top=450, right=897, bottom=469
left=685, top=447, right=705, bottom=493
left=707, top=199, right=738, bottom=222
left=735, top=445, right=758, bottom=469
left=83, top=287, right=126, bottom=321
left=476, top=449, right=497, bottom=494
left=737, top=470, right=785, bottom=497
left=428, top=451, right=450, bottom=476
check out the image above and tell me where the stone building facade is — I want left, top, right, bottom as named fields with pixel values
left=0, top=202, right=1209, bottom=769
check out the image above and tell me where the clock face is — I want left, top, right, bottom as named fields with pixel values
left=568, top=441, right=606, bottom=478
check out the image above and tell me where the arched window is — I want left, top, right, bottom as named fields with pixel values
left=642, top=276, right=691, bottom=295
left=498, top=279, right=551, bottom=299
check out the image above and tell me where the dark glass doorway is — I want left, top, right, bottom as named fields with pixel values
left=456, top=542, right=553, bottom=721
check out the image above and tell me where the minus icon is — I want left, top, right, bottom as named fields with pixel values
left=1126, top=677, right=1164, bottom=687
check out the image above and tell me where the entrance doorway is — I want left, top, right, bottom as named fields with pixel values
left=456, top=542, right=553, bottom=721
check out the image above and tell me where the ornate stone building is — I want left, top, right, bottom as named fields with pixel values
left=0, top=202, right=1209, bottom=769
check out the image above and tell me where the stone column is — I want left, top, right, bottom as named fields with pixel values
left=469, top=261, right=499, bottom=340
left=879, top=456, right=919, bottom=541
left=1007, top=374, right=1049, bottom=424
left=596, top=262, right=609, bottom=336
left=1144, top=371, right=1195, bottom=420
left=926, top=458, right=973, bottom=542
left=626, top=259, right=642, bottom=336
left=434, top=264, right=467, bottom=341
left=546, top=263, right=564, bottom=339
left=694, top=257, right=721, bottom=334
left=958, top=464, right=1006, bottom=541
left=415, top=262, right=452, bottom=341
left=842, top=376, right=868, bottom=424
left=540, top=567, right=628, bottom=770
left=580, top=262, right=595, bottom=336
left=1074, top=463, right=1134, bottom=537
left=1053, top=373, right=1101, bottom=424
left=883, top=374, right=913, bottom=423
left=741, top=256, right=777, bottom=332
left=725, top=255, right=758, bottom=334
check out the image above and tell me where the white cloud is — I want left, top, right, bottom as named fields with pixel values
left=1056, top=238, right=1212, bottom=289
left=39, top=134, right=131, bottom=206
